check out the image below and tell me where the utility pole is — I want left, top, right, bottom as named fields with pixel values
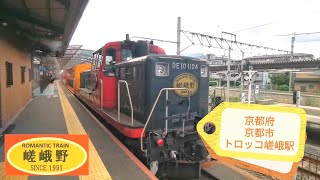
left=240, top=52, right=245, bottom=101
left=289, top=34, right=295, bottom=91
left=274, top=31, right=320, bottom=91
left=248, top=69, right=252, bottom=105
left=291, top=34, right=295, bottom=59
left=226, top=47, right=231, bottom=102
left=177, top=17, right=181, bottom=55
left=245, top=69, right=257, bottom=105
left=221, top=32, right=236, bottom=102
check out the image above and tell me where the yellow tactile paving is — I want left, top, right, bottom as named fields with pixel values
left=0, top=162, right=28, bottom=180
left=56, top=81, right=112, bottom=180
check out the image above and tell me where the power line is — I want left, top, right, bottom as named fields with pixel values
left=179, top=30, right=290, bottom=54
left=275, top=32, right=320, bottom=36
left=273, top=31, right=320, bottom=61
left=130, top=36, right=177, bottom=44
left=232, top=23, right=273, bottom=33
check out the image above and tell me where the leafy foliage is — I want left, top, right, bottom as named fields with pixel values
left=273, top=84, right=289, bottom=91
left=209, top=81, right=218, bottom=86
left=270, top=73, right=289, bottom=91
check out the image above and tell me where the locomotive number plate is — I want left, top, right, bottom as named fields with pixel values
left=173, top=73, right=198, bottom=97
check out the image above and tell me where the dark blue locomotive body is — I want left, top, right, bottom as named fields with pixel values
left=115, top=54, right=209, bottom=178
left=115, top=54, right=209, bottom=131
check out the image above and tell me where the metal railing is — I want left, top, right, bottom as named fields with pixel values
left=140, top=88, right=190, bottom=155
left=100, top=79, right=103, bottom=109
left=240, top=91, right=248, bottom=102
left=118, top=80, right=134, bottom=126
left=209, top=87, right=225, bottom=110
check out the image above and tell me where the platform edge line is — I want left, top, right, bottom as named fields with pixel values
left=68, top=87, right=158, bottom=180
left=56, top=82, right=112, bottom=180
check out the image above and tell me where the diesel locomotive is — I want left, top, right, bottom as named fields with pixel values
left=115, top=55, right=210, bottom=178
left=62, top=35, right=210, bottom=179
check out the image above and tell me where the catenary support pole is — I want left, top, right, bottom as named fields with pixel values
left=177, top=17, right=181, bottom=55
left=226, top=47, right=231, bottom=102
left=248, top=69, right=252, bottom=105
left=240, top=52, right=244, bottom=101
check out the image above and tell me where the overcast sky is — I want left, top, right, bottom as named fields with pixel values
left=70, top=0, right=320, bottom=59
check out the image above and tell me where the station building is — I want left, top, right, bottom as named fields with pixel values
left=0, top=0, right=88, bottom=129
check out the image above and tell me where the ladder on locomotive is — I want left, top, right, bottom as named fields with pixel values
left=115, top=82, right=192, bottom=155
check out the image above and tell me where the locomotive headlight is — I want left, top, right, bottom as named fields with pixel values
left=157, top=65, right=165, bottom=74
left=155, top=62, right=169, bottom=76
left=201, top=65, right=208, bottom=77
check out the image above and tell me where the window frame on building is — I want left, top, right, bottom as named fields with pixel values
left=21, top=66, right=26, bottom=84
left=309, top=84, right=314, bottom=89
left=29, top=68, right=32, bottom=81
left=6, top=61, right=13, bottom=87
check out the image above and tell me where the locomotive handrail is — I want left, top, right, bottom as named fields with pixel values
left=100, top=79, right=103, bottom=109
left=141, top=88, right=190, bottom=155
left=118, top=80, right=134, bottom=126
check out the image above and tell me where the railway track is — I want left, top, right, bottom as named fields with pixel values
left=200, top=151, right=320, bottom=180
left=200, top=160, right=274, bottom=180
left=201, top=113, right=320, bottom=180
left=296, top=152, right=320, bottom=180
left=76, top=93, right=320, bottom=180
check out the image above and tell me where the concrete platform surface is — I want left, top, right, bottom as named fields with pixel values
left=0, top=82, right=156, bottom=180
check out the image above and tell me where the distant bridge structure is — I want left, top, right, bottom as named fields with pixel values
left=209, top=59, right=320, bottom=72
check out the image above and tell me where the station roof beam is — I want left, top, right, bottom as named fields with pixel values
left=0, top=0, right=89, bottom=57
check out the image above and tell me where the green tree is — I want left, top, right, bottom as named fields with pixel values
left=270, top=73, right=289, bottom=91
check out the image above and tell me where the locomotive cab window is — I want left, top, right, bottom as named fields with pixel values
left=103, top=48, right=117, bottom=76
left=91, top=57, right=96, bottom=71
left=120, top=68, right=125, bottom=79
left=97, top=54, right=102, bottom=69
left=121, top=49, right=132, bottom=61
left=126, top=67, right=133, bottom=79
left=93, top=51, right=102, bottom=70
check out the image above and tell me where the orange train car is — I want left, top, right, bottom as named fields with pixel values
left=63, top=63, right=92, bottom=94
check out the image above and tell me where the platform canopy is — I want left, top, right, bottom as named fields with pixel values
left=0, top=0, right=89, bottom=57
left=59, top=45, right=83, bottom=69
left=61, top=48, right=94, bottom=70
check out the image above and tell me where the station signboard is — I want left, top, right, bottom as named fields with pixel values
left=5, top=134, right=89, bottom=176
left=198, top=102, right=307, bottom=179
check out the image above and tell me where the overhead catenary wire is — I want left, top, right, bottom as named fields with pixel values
left=178, top=30, right=291, bottom=59
left=274, top=31, right=320, bottom=37
left=232, top=22, right=273, bottom=33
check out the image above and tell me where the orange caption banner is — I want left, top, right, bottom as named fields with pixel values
left=5, top=134, right=89, bottom=176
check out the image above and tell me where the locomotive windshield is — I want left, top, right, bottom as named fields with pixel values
left=105, top=48, right=117, bottom=63
left=121, top=49, right=132, bottom=61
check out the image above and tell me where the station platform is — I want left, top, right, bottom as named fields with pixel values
left=0, top=81, right=157, bottom=180
left=0, top=81, right=271, bottom=180
left=273, top=103, right=320, bottom=125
